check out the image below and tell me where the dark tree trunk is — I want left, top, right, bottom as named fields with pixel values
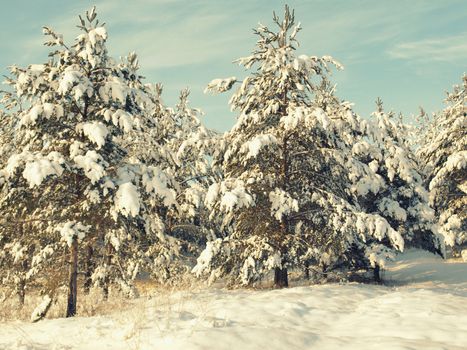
left=374, top=264, right=381, bottom=283
left=304, top=261, right=310, bottom=280
left=17, top=223, right=27, bottom=306
left=66, top=237, right=78, bottom=317
left=272, top=90, right=291, bottom=291
left=274, top=267, right=288, bottom=288
left=102, top=243, right=112, bottom=300
left=321, top=264, right=328, bottom=279
left=17, top=279, right=26, bottom=305
left=102, top=281, right=109, bottom=300
left=83, top=244, right=94, bottom=294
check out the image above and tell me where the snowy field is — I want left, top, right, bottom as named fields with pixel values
left=1, top=249, right=467, bottom=350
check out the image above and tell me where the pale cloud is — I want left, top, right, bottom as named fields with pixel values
left=388, top=33, right=467, bottom=62
left=110, top=13, right=243, bottom=69
left=12, top=0, right=457, bottom=69
left=2, top=0, right=467, bottom=131
left=15, top=0, right=256, bottom=70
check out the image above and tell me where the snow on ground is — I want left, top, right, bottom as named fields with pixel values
left=2, top=249, right=467, bottom=350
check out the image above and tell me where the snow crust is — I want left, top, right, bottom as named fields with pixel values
left=88, top=26, right=107, bottom=46
left=102, top=109, right=134, bottom=133
left=58, top=221, right=90, bottom=247
left=23, top=158, right=63, bottom=188
left=142, top=166, right=177, bottom=207
left=73, top=150, right=106, bottom=183
left=220, top=185, right=253, bottom=212
left=269, top=188, right=298, bottom=221
left=20, top=103, right=64, bottom=125
left=4, top=151, right=65, bottom=188
left=204, top=77, right=237, bottom=93
left=115, top=182, right=140, bottom=217
left=192, top=238, right=223, bottom=278
left=241, top=134, right=277, bottom=159
left=430, top=151, right=467, bottom=191
left=440, top=214, right=464, bottom=247
left=78, top=121, right=109, bottom=149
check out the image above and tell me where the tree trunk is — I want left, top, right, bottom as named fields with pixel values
left=373, top=264, right=381, bottom=283
left=17, top=279, right=26, bottom=306
left=304, top=261, right=310, bottom=280
left=274, top=267, right=288, bottom=288
left=102, top=281, right=109, bottom=300
left=102, top=243, right=112, bottom=300
left=321, top=263, right=328, bottom=279
left=17, top=223, right=27, bottom=306
left=66, top=237, right=78, bottom=317
left=83, top=244, right=93, bottom=294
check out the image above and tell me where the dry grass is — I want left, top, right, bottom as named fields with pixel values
left=0, top=270, right=353, bottom=325
left=0, top=272, right=207, bottom=323
left=1, top=286, right=137, bottom=322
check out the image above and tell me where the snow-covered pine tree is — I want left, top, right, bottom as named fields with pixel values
left=121, top=81, right=217, bottom=284
left=0, top=7, right=179, bottom=316
left=165, top=89, right=220, bottom=260
left=308, top=82, right=410, bottom=282
left=418, top=75, right=467, bottom=255
left=193, top=6, right=405, bottom=287
left=105, top=55, right=188, bottom=286
left=352, top=99, right=443, bottom=279
left=414, top=107, right=433, bottom=150
left=0, top=84, right=56, bottom=305
left=171, top=89, right=215, bottom=215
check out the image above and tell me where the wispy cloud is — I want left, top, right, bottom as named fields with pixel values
left=2, top=0, right=467, bottom=130
left=388, top=33, right=467, bottom=62
left=110, top=12, right=243, bottom=69
left=11, top=1, right=458, bottom=69
left=14, top=0, right=259, bottom=70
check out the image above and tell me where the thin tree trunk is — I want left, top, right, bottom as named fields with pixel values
left=321, top=264, right=328, bottom=279
left=374, top=264, right=381, bottom=283
left=17, top=223, right=27, bottom=305
left=304, top=261, right=310, bottom=280
left=66, top=237, right=78, bottom=317
left=276, top=133, right=290, bottom=289
left=103, top=243, right=112, bottom=300
left=83, top=244, right=93, bottom=294
left=17, top=279, right=26, bottom=306
left=274, top=267, right=289, bottom=288
left=18, top=258, right=28, bottom=306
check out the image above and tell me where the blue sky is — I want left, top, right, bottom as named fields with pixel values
left=1, top=0, right=466, bottom=131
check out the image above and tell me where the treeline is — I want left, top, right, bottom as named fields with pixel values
left=0, top=6, right=465, bottom=319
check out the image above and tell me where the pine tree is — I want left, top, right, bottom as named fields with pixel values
left=167, top=89, right=220, bottom=259
left=0, top=7, right=180, bottom=316
left=352, top=99, right=443, bottom=279
left=418, top=75, right=467, bottom=255
left=362, top=100, right=442, bottom=250
left=0, top=89, right=59, bottom=305
left=193, top=6, right=405, bottom=287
